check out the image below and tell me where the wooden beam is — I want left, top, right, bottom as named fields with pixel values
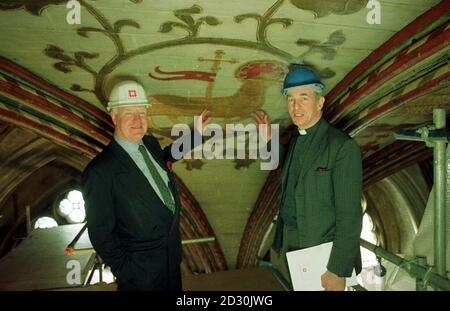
left=0, top=124, right=13, bottom=144
left=0, top=56, right=112, bottom=129
left=326, top=1, right=450, bottom=105
left=328, top=25, right=450, bottom=122
left=0, top=107, right=99, bottom=157
left=0, top=76, right=111, bottom=145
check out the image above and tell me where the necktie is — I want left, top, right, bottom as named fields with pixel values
left=138, top=144, right=175, bottom=213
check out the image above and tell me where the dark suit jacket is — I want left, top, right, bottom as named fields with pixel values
left=82, top=135, right=183, bottom=290
left=273, top=118, right=363, bottom=277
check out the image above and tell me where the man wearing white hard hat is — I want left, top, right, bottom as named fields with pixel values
left=82, top=80, right=210, bottom=291
left=254, top=65, right=362, bottom=291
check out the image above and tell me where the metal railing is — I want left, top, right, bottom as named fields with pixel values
left=65, top=223, right=216, bottom=256
left=360, top=239, right=450, bottom=291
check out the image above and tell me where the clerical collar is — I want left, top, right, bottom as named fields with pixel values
left=297, top=118, right=322, bottom=136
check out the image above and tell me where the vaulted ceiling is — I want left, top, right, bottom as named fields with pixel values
left=0, top=0, right=448, bottom=276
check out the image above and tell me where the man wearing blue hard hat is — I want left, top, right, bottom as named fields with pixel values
left=255, top=65, right=362, bottom=291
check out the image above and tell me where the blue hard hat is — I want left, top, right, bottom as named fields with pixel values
left=282, top=65, right=325, bottom=95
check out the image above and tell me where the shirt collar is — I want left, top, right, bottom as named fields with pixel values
left=114, top=134, right=142, bottom=154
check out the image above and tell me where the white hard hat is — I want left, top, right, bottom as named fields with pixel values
left=107, top=80, right=150, bottom=112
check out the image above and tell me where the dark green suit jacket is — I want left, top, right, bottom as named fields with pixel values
left=273, top=118, right=363, bottom=277
left=82, top=135, right=182, bottom=290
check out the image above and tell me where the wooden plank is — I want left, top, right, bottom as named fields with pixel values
left=0, top=124, right=13, bottom=144
left=182, top=267, right=285, bottom=291
left=0, top=224, right=95, bottom=290
left=58, top=267, right=285, bottom=291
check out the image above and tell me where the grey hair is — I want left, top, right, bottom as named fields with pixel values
left=285, top=83, right=325, bottom=100
left=311, top=84, right=324, bottom=100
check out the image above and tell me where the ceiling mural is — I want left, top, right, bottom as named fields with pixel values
left=289, top=0, right=368, bottom=18
left=148, top=60, right=286, bottom=120
left=0, top=0, right=68, bottom=16
left=0, top=0, right=344, bottom=107
left=181, top=158, right=205, bottom=171
left=0, top=0, right=447, bottom=271
left=0, top=0, right=356, bottom=153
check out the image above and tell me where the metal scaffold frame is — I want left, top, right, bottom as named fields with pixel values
left=65, top=223, right=216, bottom=286
left=362, top=108, right=450, bottom=291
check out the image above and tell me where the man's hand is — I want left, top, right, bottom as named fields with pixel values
left=195, top=108, right=212, bottom=134
left=321, top=270, right=346, bottom=291
left=253, top=110, right=272, bottom=143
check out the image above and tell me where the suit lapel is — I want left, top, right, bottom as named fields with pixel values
left=110, top=138, right=166, bottom=208
left=281, top=135, right=298, bottom=194
left=298, top=118, right=329, bottom=180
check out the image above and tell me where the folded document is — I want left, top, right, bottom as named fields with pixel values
left=286, top=242, right=358, bottom=291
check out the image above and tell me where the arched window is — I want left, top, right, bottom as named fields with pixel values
left=57, top=189, right=86, bottom=224
left=361, top=213, right=379, bottom=267
left=360, top=195, right=379, bottom=267
left=358, top=196, right=385, bottom=290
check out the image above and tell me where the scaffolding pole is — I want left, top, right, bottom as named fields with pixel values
left=65, top=223, right=216, bottom=255
left=360, top=239, right=450, bottom=291
left=434, top=109, right=447, bottom=277
left=394, top=108, right=448, bottom=280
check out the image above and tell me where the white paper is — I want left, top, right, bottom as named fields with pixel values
left=286, top=242, right=358, bottom=291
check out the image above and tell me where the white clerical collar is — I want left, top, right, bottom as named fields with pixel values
left=298, top=129, right=307, bottom=135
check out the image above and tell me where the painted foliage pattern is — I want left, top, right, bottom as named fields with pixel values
left=0, top=0, right=446, bottom=170
left=1, top=0, right=352, bottom=109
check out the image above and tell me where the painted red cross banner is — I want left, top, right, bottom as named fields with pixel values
left=149, top=66, right=215, bottom=82
left=128, top=89, right=137, bottom=98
